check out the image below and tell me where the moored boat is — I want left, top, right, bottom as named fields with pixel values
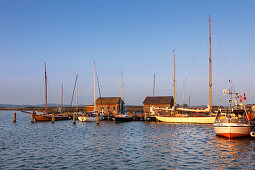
left=32, top=62, right=71, bottom=122
left=213, top=90, right=253, bottom=138
left=34, top=113, right=71, bottom=122
left=78, top=112, right=103, bottom=122
left=78, top=62, right=104, bottom=122
left=155, top=114, right=215, bottom=123
left=113, top=114, right=133, bottom=122
left=155, top=17, right=216, bottom=124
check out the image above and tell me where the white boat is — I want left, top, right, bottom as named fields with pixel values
left=78, top=62, right=104, bottom=122
left=213, top=90, right=253, bottom=138
left=155, top=17, right=216, bottom=124
left=78, top=114, right=103, bottom=122
left=155, top=115, right=216, bottom=124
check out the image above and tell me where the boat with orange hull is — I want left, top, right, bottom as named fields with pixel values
left=31, top=62, right=72, bottom=122
left=34, top=113, right=71, bottom=122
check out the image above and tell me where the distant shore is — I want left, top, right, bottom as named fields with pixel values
left=0, top=105, right=143, bottom=113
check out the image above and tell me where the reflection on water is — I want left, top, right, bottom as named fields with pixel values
left=0, top=111, right=254, bottom=169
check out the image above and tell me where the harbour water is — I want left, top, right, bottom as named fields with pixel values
left=0, top=111, right=254, bottom=169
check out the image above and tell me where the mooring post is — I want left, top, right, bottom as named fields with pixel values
left=31, top=113, right=34, bottom=123
left=73, top=114, right=76, bottom=124
left=96, top=114, right=99, bottom=125
left=52, top=114, right=55, bottom=123
left=13, top=112, right=16, bottom=123
left=144, top=112, right=147, bottom=122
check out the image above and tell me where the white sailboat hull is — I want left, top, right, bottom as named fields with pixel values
left=78, top=115, right=103, bottom=122
left=155, top=116, right=216, bottom=124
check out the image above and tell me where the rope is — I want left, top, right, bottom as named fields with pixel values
left=47, top=83, right=59, bottom=109
left=35, top=75, right=44, bottom=110
left=211, top=16, right=233, bottom=82
left=179, top=24, right=207, bottom=104
left=96, top=72, right=103, bottom=112
left=70, top=75, right=78, bottom=107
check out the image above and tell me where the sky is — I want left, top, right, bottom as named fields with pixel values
left=0, top=0, right=254, bottom=106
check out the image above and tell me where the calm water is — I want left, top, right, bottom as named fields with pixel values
left=0, top=111, right=254, bottom=169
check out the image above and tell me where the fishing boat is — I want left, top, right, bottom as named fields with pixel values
left=214, top=90, right=253, bottom=138
left=33, top=63, right=71, bottom=122
left=155, top=17, right=216, bottom=124
left=78, top=62, right=103, bottom=122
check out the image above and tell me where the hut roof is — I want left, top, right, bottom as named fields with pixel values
left=143, top=96, right=173, bottom=105
left=96, top=97, right=124, bottom=105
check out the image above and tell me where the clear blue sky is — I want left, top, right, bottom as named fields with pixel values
left=0, top=0, right=254, bottom=106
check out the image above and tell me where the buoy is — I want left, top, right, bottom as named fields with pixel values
left=250, top=131, right=255, bottom=137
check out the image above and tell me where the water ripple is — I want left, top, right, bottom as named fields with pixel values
left=0, top=111, right=255, bottom=169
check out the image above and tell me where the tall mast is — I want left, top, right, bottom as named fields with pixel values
left=76, top=75, right=78, bottom=112
left=173, top=50, right=176, bottom=113
left=120, top=71, right=123, bottom=114
left=45, top=62, right=48, bottom=114
left=209, top=16, right=212, bottom=112
left=153, top=73, right=155, bottom=97
left=94, top=62, right=96, bottom=112
left=61, top=84, right=63, bottom=113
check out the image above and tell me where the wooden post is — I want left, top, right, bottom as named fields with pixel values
left=31, top=113, right=34, bottom=123
left=13, top=112, right=16, bottom=123
left=51, top=114, right=55, bottom=123
left=73, top=114, right=76, bottom=124
left=144, top=112, right=147, bottom=121
left=96, top=114, right=99, bottom=125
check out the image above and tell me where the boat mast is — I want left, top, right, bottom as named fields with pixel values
left=153, top=73, right=155, bottom=97
left=173, top=50, right=176, bottom=113
left=120, top=71, right=123, bottom=114
left=61, top=84, right=63, bottom=113
left=45, top=62, right=48, bottom=114
left=76, top=75, right=78, bottom=113
left=94, top=62, right=96, bottom=112
left=209, top=16, right=212, bottom=113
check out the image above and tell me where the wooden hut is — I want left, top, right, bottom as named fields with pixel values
left=143, top=96, right=173, bottom=116
left=95, top=97, right=124, bottom=116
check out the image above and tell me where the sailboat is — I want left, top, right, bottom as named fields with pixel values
left=78, top=62, right=103, bottom=122
left=155, top=17, right=216, bottom=124
left=214, top=90, right=253, bottom=138
left=34, top=63, right=70, bottom=122
left=113, top=71, right=133, bottom=122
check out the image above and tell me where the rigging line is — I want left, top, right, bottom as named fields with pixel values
left=70, top=75, right=78, bottom=107
left=96, top=72, right=103, bottom=110
left=180, top=24, right=207, bottom=103
left=35, top=75, right=44, bottom=110
left=47, top=83, right=59, bottom=109
left=213, top=31, right=233, bottom=80
left=211, top=17, right=233, bottom=81
left=183, top=24, right=207, bottom=85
